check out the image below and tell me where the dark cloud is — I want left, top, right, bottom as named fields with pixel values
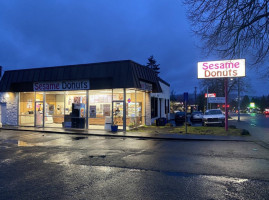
left=0, top=0, right=267, bottom=96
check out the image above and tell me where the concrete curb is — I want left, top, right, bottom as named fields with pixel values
left=0, top=127, right=252, bottom=142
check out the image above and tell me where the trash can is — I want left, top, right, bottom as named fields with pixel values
left=111, top=125, right=118, bottom=132
left=156, top=118, right=167, bottom=126
left=104, top=116, right=112, bottom=131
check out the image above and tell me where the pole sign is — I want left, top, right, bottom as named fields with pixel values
left=198, top=59, right=245, bottom=79
left=204, top=93, right=216, bottom=98
left=33, top=80, right=90, bottom=91
left=208, top=97, right=225, bottom=103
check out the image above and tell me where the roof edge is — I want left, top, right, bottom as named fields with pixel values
left=158, top=77, right=170, bottom=87
left=3, top=60, right=135, bottom=72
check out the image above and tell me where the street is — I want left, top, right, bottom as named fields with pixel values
left=1, top=129, right=269, bottom=199
left=230, top=113, right=269, bottom=145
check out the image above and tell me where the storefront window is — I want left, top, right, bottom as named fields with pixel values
left=135, top=90, right=145, bottom=126
left=64, top=91, right=87, bottom=128
left=112, top=89, right=124, bottom=101
left=44, top=91, right=65, bottom=128
left=18, top=88, right=146, bottom=130
left=19, top=92, right=35, bottom=126
left=88, top=89, right=112, bottom=129
left=35, top=92, right=43, bottom=101
left=126, top=89, right=136, bottom=128
left=112, top=89, right=124, bottom=129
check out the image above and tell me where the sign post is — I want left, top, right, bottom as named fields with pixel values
left=206, top=87, right=209, bottom=110
left=184, top=92, right=188, bottom=134
left=224, top=78, right=228, bottom=131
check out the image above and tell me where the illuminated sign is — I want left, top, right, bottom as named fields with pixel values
left=198, top=59, right=245, bottom=79
left=205, top=93, right=216, bottom=98
left=34, top=80, right=90, bottom=91
left=250, top=102, right=255, bottom=108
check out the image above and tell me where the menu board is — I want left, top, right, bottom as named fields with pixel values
left=103, top=104, right=110, bottom=116
left=89, top=105, right=96, bottom=118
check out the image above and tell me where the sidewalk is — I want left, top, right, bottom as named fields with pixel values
left=0, top=122, right=252, bottom=142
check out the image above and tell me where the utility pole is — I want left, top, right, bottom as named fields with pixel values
left=194, top=86, right=197, bottom=110
left=238, top=41, right=241, bottom=122
left=206, top=87, right=209, bottom=110
left=225, top=78, right=228, bottom=131
left=238, top=78, right=241, bottom=122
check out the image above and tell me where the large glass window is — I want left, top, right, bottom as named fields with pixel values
left=18, top=88, right=147, bottom=130
left=88, top=89, right=112, bottom=129
left=35, top=92, right=44, bottom=101
left=44, top=91, right=65, bottom=128
left=126, top=89, right=145, bottom=128
left=135, top=90, right=145, bottom=126
left=64, top=91, right=87, bottom=128
left=112, top=89, right=124, bottom=129
left=19, top=92, right=35, bottom=126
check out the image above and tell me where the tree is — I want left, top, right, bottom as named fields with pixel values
left=251, top=97, right=260, bottom=108
left=241, top=95, right=250, bottom=110
left=260, top=95, right=267, bottom=111
left=170, top=89, right=177, bottom=101
left=184, top=0, right=269, bottom=68
left=146, top=55, right=160, bottom=75
left=197, top=93, right=205, bottom=111
left=200, top=77, right=248, bottom=97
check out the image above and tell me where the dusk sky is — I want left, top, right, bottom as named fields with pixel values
left=0, top=0, right=268, bottom=96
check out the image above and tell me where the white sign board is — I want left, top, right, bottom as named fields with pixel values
left=198, top=59, right=245, bottom=79
left=34, top=80, right=90, bottom=91
left=208, top=97, right=225, bottom=103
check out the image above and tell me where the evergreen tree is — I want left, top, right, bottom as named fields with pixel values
left=241, top=95, right=250, bottom=110
left=146, top=55, right=160, bottom=75
left=260, top=95, right=267, bottom=111
left=170, top=89, right=177, bottom=101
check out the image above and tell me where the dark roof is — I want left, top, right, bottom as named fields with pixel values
left=0, top=60, right=162, bottom=93
left=158, top=77, right=170, bottom=87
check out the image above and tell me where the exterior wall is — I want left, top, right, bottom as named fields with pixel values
left=145, top=92, right=151, bottom=126
left=0, top=92, right=18, bottom=126
left=151, top=81, right=170, bottom=124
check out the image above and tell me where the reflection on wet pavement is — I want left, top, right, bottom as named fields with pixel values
left=0, top=137, right=75, bottom=147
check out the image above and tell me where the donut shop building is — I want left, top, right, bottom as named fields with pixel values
left=0, top=60, right=170, bottom=131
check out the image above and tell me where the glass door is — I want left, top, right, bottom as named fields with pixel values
left=112, top=101, right=124, bottom=129
left=35, top=101, right=43, bottom=127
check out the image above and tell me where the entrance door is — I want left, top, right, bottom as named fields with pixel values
left=112, top=101, right=124, bottom=129
left=35, top=101, right=43, bottom=127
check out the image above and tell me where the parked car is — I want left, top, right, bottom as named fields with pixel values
left=175, top=112, right=186, bottom=124
left=190, top=111, right=203, bottom=122
left=202, top=109, right=225, bottom=126
left=264, top=108, right=269, bottom=115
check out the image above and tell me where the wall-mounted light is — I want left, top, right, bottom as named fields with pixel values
left=4, top=93, right=9, bottom=98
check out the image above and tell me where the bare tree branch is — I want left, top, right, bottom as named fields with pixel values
left=184, top=0, right=269, bottom=70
